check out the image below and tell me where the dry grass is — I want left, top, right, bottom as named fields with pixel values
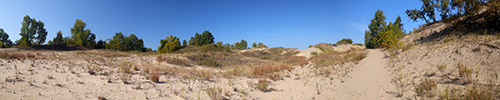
left=309, top=50, right=367, bottom=67
left=252, top=64, right=293, bottom=80
left=457, top=62, right=473, bottom=84
left=282, top=56, right=309, bottom=66
left=206, top=85, right=224, bottom=100
left=186, top=52, right=264, bottom=67
left=414, top=78, right=437, bottom=98
left=0, top=52, right=27, bottom=60
left=156, top=55, right=192, bottom=66
left=256, top=79, right=268, bottom=92
left=149, top=71, right=160, bottom=83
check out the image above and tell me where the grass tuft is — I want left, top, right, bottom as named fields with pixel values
left=206, top=85, right=224, bottom=100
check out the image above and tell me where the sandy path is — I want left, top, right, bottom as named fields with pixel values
left=333, top=49, right=396, bottom=100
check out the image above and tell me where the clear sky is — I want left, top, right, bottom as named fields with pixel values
left=0, top=0, right=425, bottom=50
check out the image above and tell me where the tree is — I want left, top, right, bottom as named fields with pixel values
left=17, top=15, right=47, bottom=46
left=158, top=35, right=181, bottom=54
left=188, top=31, right=215, bottom=46
left=48, top=31, right=65, bottom=45
left=106, top=32, right=144, bottom=51
left=406, top=0, right=488, bottom=23
left=95, top=39, right=106, bottom=49
left=200, top=30, right=214, bottom=45
left=34, top=20, right=47, bottom=45
left=252, top=42, right=257, bottom=48
left=365, top=10, right=387, bottom=49
left=233, top=39, right=248, bottom=50
left=182, top=39, right=187, bottom=47
left=188, top=37, right=195, bottom=46
left=365, top=10, right=405, bottom=49
left=69, top=19, right=96, bottom=48
left=0, top=28, right=13, bottom=48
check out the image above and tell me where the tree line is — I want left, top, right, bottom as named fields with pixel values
left=0, top=15, right=265, bottom=54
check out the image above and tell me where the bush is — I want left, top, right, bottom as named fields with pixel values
left=311, top=52, right=318, bottom=56
left=158, top=35, right=181, bottom=54
left=336, top=38, right=353, bottom=45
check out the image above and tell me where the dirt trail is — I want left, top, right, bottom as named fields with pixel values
left=333, top=49, right=397, bottom=100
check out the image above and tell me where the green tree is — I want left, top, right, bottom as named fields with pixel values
left=406, top=0, right=488, bottom=23
left=0, top=28, right=13, bottom=48
left=69, top=19, right=96, bottom=48
left=188, top=37, right=195, bottom=46
left=365, top=10, right=405, bottom=49
left=48, top=31, right=65, bottom=45
left=252, top=42, right=257, bottom=48
left=233, top=39, right=248, bottom=50
left=96, top=39, right=106, bottom=49
left=188, top=31, right=215, bottom=46
left=365, top=10, right=387, bottom=49
left=158, top=35, right=181, bottom=54
left=182, top=39, right=187, bottom=47
left=106, top=32, right=144, bottom=51
left=200, top=30, right=214, bottom=45
left=18, top=15, right=47, bottom=46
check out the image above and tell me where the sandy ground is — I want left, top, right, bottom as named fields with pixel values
left=0, top=46, right=401, bottom=100
left=333, top=49, right=396, bottom=100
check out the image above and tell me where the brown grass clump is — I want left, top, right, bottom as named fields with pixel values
left=156, top=55, right=191, bottom=66
left=0, top=52, right=27, bottom=60
left=149, top=71, right=160, bottom=83
left=252, top=64, right=293, bottom=79
left=26, top=52, right=36, bottom=58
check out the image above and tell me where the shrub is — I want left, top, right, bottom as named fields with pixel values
left=311, top=52, right=318, bottom=56
left=186, top=53, right=221, bottom=67
left=206, top=85, right=223, bottom=100
left=336, top=38, right=353, bottom=45
left=158, top=35, right=181, bottom=54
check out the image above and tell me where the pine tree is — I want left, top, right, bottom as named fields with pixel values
left=365, top=10, right=386, bottom=49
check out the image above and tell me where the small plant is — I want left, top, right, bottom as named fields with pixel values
left=256, top=79, right=268, bottom=92
left=457, top=62, right=472, bottom=84
left=464, top=86, right=494, bottom=100
left=436, top=64, right=449, bottom=79
left=206, top=85, right=223, bottom=100
left=414, top=78, right=437, bottom=97
left=311, top=52, right=318, bottom=56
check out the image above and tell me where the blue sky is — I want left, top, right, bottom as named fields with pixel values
left=0, top=0, right=425, bottom=50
